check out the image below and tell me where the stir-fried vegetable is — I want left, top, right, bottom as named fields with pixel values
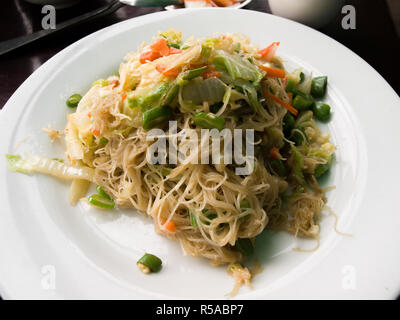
left=313, top=102, right=331, bottom=121
left=214, top=50, right=263, bottom=82
left=193, top=112, right=225, bottom=130
left=311, top=76, right=328, bottom=98
left=137, top=253, right=162, bottom=273
left=66, top=94, right=82, bottom=108
left=182, top=77, right=227, bottom=104
left=142, top=105, right=173, bottom=130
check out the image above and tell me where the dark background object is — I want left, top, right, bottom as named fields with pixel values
left=0, top=0, right=399, bottom=300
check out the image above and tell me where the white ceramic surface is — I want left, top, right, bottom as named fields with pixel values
left=268, top=0, right=345, bottom=28
left=165, top=0, right=252, bottom=10
left=1, top=8, right=400, bottom=300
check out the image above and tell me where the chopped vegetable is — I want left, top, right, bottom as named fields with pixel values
left=5, top=154, right=94, bottom=181
left=235, top=238, right=254, bottom=256
left=290, top=144, right=306, bottom=186
left=240, top=199, right=250, bottom=210
left=283, top=113, right=295, bottom=136
left=285, top=79, right=295, bottom=92
left=259, top=66, right=286, bottom=78
left=66, top=94, right=82, bottom=108
left=137, top=253, right=162, bottom=273
left=315, top=155, right=332, bottom=178
left=214, top=50, right=263, bottom=82
left=69, top=178, right=90, bottom=206
left=189, top=210, right=198, bottom=227
left=96, top=185, right=112, bottom=200
left=156, top=64, right=181, bottom=77
left=313, top=102, right=331, bottom=121
left=292, top=94, right=314, bottom=111
left=258, top=41, right=280, bottom=61
left=87, top=194, right=115, bottom=210
left=142, top=106, right=173, bottom=130
left=269, top=147, right=281, bottom=159
left=99, top=137, right=109, bottom=147
left=162, top=220, right=177, bottom=233
left=311, top=76, right=328, bottom=98
left=182, top=77, right=227, bottom=104
left=262, top=88, right=298, bottom=116
left=92, top=79, right=108, bottom=87
left=182, top=66, right=207, bottom=80
left=193, top=112, right=225, bottom=130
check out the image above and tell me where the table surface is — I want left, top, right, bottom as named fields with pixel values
left=0, top=0, right=399, bottom=300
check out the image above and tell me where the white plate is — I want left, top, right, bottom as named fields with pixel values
left=1, top=8, right=400, bottom=300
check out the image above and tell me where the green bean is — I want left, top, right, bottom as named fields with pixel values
left=290, top=144, right=306, bottom=186
left=299, top=72, right=305, bottom=84
left=193, top=112, right=225, bottom=130
left=182, top=66, right=207, bottom=80
left=181, top=45, right=190, bottom=50
left=99, top=137, right=109, bottom=147
left=142, top=106, right=173, bottom=130
left=270, top=159, right=287, bottom=177
left=92, top=79, right=108, bottom=87
left=283, top=113, right=295, bottom=136
left=285, top=79, right=296, bottom=93
left=88, top=194, right=115, bottom=210
left=66, top=94, right=82, bottom=108
left=235, top=238, right=254, bottom=256
left=96, top=186, right=111, bottom=200
left=141, top=83, right=170, bottom=111
left=290, top=128, right=307, bottom=146
left=313, top=102, right=331, bottom=121
left=137, top=253, right=162, bottom=272
left=292, top=94, right=314, bottom=111
left=315, top=155, right=332, bottom=178
left=168, top=43, right=181, bottom=49
left=311, top=76, right=328, bottom=98
left=189, top=210, right=198, bottom=227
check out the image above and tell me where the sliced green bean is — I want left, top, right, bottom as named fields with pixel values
left=193, top=112, right=225, bottom=131
left=313, top=102, right=331, bottom=121
left=88, top=194, right=115, bottom=210
left=137, top=253, right=162, bottom=272
left=315, top=155, right=332, bottom=178
left=240, top=199, right=250, bottom=210
left=142, top=106, right=173, bottom=130
left=311, top=76, right=328, bottom=98
left=182, top=66, right=207, bottom=80
left=66, top=94, right=82, bottom=108
left=285, top=79, right=296, bottom=93
left=96, top=186, right=112, bottom=200
left=99, top=137, right=109, bottom=147
left=292, top=94, right=314, bottom=111
left=189, top=210, right=198, bottom=227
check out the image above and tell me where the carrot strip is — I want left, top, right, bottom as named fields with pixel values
left=288, top=92, right=293, bottom=105
left=262, top=88, right=298, bottom=116
left=92, top=129, right=100, bottom=136
left=258, top=41, right=280, bottom=60
left=162, top=221, right=177, bottom=233
left=259, top=65, right=286, bottom=78
left=270, top=147, right=281, bottom=160
left=121, top=92, right=127, bottom=101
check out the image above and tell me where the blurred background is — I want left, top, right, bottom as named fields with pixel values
left=0, top=0, right=399, bottom=109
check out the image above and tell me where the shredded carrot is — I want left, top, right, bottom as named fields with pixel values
left=262, top=88, right=298, bottom=116
left=258, top=41, right=280, bottom=60
left=270, top=147, right=281, bottom=160
left=92, top=129, right=100, bottom=136
left=88, top=112, right=91, bottom=118
left=150, top=38, right=170, bottom=56
left=213, top=0, right=235, bottom=6
left=259, top=65, right=286, bottom=78
left=121, top=92, right=127, bottom=101
left=288, top=92, right=293, bottom=105
left=156, top=64, right=181, bottom=77
left=162, top=221, right=177, bottom=233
